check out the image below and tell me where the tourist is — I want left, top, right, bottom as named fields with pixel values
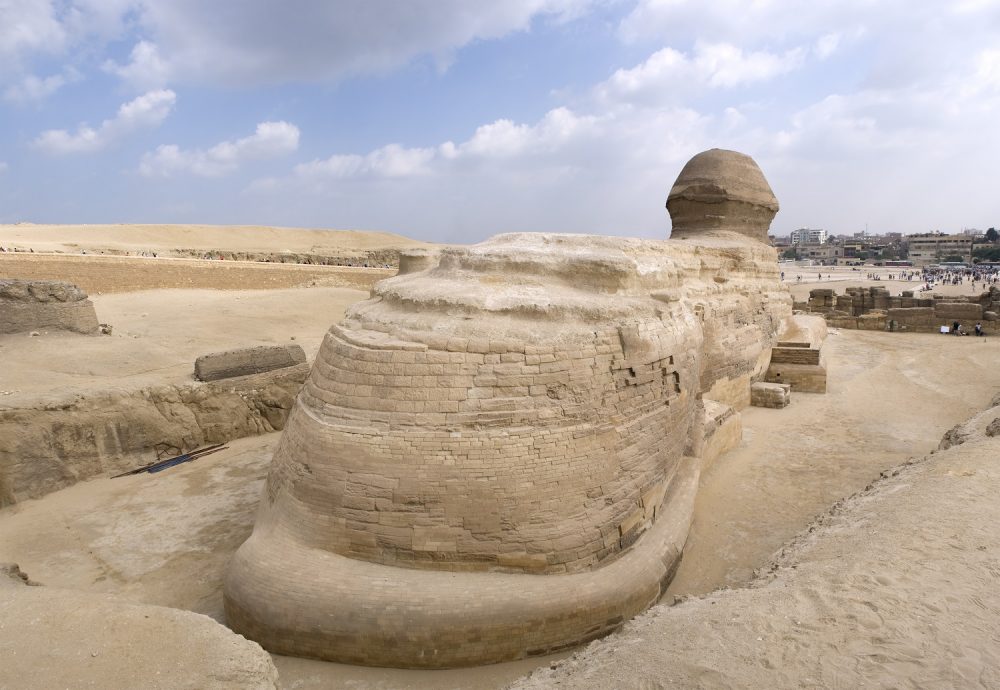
left=975, top=322, right=984, bottom=337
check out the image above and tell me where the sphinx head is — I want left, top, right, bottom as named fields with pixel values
left=666, top=148, right=779, bottom=243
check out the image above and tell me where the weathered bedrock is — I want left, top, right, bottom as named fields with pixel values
left=0, top=279, right=99, bottom=335
left=225, top=149, right=793, bottom=667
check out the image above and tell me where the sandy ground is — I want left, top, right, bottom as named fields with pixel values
left=3, top=318, right=998, bottom=688
left=783, top=264, right=990, bottom=302
left=0, top=223, right=431, bottom=255
left=668, top=330, right=1000, bottom=598
left=1, top=286, right=368, bottom=406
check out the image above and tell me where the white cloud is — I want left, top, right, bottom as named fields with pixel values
left=0, top=162, right=8, bottom=174
left=124, top=0, right=598, bottom=85
left=0, top=0, right=67, bottom=70
left=295, top=143, right=434, bottom=180
left=103, top=40, right=171, bottom=90
left=814, top=32, right=841, bottom=59
left=33, top=89, right=176, bottom=154
left=4, top=1, right=604, bottom=91
left=698, top=43, right=805, bottom=87
left=0, top=0, right=134, bottom=79
left=596, top=42, right=804, bottom=106
left=288, top=107, right=605, bottom=188
left=618, top=0, right=876, bottom=46
left=2, top=69, right=79, bottom=103
left=140, top=121, right=300, bottom=177
left=972, top=48, right=1000, bottom=92
left=250, top=97, right=710, bottom=240
left=244, top=2, right=1000, bottom=243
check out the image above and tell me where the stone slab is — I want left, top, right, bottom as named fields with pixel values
left=751, top=381, right=791, bottom=408
left=194, top=343, right=306, bottom=381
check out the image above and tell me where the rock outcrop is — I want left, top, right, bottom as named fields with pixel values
left=0, top=364, right=308, bottom=506
left=0, top=564, right=278, bottom=690
left=224, top=149, right=792, bottom=667
left=0, top=279, right=99, bottom=334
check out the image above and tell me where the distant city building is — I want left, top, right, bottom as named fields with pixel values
left=801, top=244, right=843, bottom=265
left=907, top=232, right=974, bottom=266
left=791, top=228, right=827, bottom=245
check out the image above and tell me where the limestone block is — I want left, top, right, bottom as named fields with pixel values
left=751, top=381, right=790, bottom=408
left=194, top=344, right=306, bottom=381
left=770, top=347, right=821, bottom=365
left=888, top=307, right=935, bottom=321
left=934, top=302, right=983, bottom=320
left=766, top=361, right=827, bottom=393
left=0, top=279, right=99, bottom=335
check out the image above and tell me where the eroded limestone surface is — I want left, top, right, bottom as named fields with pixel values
left=0, top=564, right=278, bottom=690
left=0, top=365, right=307, bottom=506
left=0, top=279, right=99, bottom=334
left=224, top=149, right=793, bottom=667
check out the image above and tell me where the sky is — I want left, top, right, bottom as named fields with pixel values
left=1, top=0, right=999, bottom=244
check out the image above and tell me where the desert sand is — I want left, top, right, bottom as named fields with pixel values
left=0, top=222, right=431, bottom=256
left=3, top=225, right=1000, bottom=688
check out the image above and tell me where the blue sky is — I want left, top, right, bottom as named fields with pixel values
left=2, top=0, right=999, bottom=243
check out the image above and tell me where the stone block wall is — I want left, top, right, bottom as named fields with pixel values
left=806, top=286, right=1000, bottom=333
left=770, top=346, right=821, bottom=365
left=268, top=318, right=696, bottom=574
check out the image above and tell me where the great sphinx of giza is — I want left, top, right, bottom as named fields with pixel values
left=224, top=149, right=792, bottom=667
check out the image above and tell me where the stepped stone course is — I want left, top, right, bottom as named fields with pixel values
left=225, top=149, right=794, bottom=667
